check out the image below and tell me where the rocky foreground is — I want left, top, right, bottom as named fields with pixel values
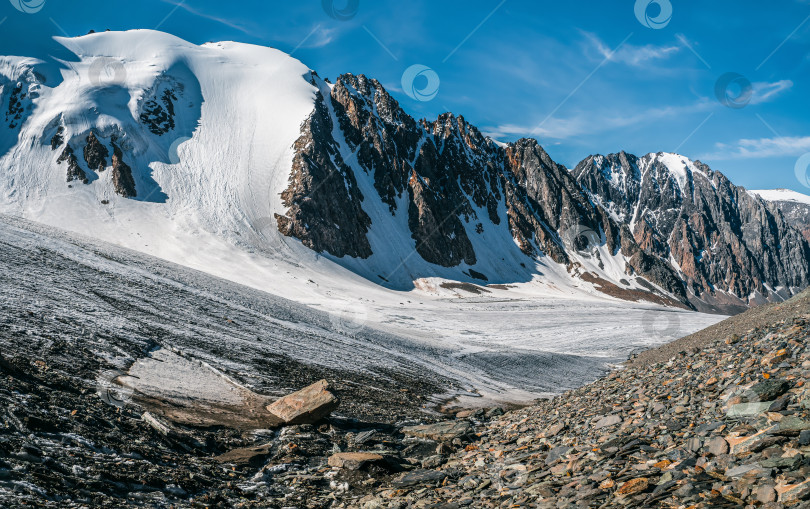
left=2, top=258, right=810, bottom=509
left=368, top=294, right=810, bottom=508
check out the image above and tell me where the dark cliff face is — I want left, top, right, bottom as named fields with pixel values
left=573, top=153, right=810, bottom=311
left=761, top=197, right=810, bottom=242
left=110, top=142, right=136, bottom=198
left=275, top=73, right=694, bottom=307
left=275, top=83, right=373, bottom=259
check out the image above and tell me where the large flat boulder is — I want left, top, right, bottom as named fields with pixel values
left=327, top=452, right=384, bottom=470
left=265, top=379, right=339, bottom=425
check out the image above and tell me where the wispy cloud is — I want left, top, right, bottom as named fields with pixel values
left=751, top=80, right=793, bottom=104
left=483, top=99, right=714, bottom=141
left=158, top=0, right=252, bottom=35
left=584, top=32, right=680, bottom=66
left=701, top=135, right=810, bottom=160
left=300, top=25, right=338, bottom=49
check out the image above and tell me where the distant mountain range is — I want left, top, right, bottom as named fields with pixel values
left=1, top=30, right=808, bottom=315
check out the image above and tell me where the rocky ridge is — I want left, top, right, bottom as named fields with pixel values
left=274, top=73, right=810, bottom=313
left=276, top=73, right=693, bottom=308
left=754, top=191, right=810, bottom=243
left=574, top=153, right=810, bottom=313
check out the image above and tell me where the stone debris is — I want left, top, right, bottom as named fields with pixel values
left=368, top=313, right=810, bottom=508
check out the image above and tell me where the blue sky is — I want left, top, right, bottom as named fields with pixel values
left=3, top=0, right=810, bottom=192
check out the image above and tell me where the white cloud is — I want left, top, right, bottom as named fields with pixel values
left=751, top=80, right=793, bottom=104
left=584, top=32, right=680, bottom=66
left=701, top=135, right=810, bottom=160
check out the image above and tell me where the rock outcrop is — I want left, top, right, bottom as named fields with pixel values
left=275, top=87, right=373, bottom=259
left=110, top=142, right=136, bottom=198
left=275, top=73, right=692, bottom=306
left=757, top=192, right=810, bottom=242
left=574, top=153, right=810, bottom=312
left=82, top=131, right=109, bottom=173
left=57, top=144, right=87, bottom=184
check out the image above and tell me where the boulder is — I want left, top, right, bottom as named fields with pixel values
left=266, top=379, right=339, bottom=425
left=327, top=452, right=383, bottom=470
left=748, top=379, right=791, bottom=402
left=215, top=443, right=273, bottom=465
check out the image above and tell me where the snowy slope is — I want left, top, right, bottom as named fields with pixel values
left=750, top=188, right=810, bottom=205
left=0, top=213, right=724, bottom=406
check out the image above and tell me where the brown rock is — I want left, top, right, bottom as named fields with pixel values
left=616, top=477, right=649, bottom=497
left=215, top=443, right=273, bottom=465
left=599, top=478, right=615, bottom=490
left=707, top=436, right=729, bottom=456
left=727, top=427, right=782, bottom=455
left=778, top=479, right=810, bottom=503
left=757, top=484, right=777, bottom=504
left=328, top=452, right=384, bottom=470
left=761, top=349, right=789, bottom=366
left=266, top=379, right=339, bottom=425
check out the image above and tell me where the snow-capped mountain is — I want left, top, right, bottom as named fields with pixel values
left=0, top=30, right=807, bottom=315
left=574, top=153, right=810, bottom=312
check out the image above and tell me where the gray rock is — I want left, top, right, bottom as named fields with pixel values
left=393, top=469, right=447, bottom=487
left=756, top=484, right=777, bottom=504
left=401, top=421, right=472, bottom=441
left=772, top=416, right=810, bottom=436
left=725, top=463, right=763, bottom=479
left=707, top=436, right=729, bottom=456
left=748, top=379, right=791, bottom=402
left=593, top=414, right=622, bottom=429
left=726, top=402, right=772, bottom=418
left=545, top=446, right=573, bottom=465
